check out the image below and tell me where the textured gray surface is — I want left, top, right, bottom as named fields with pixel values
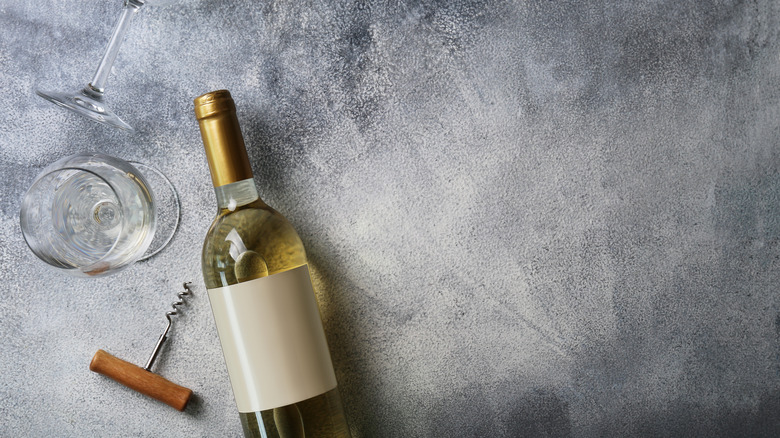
left=2, top=0, right=780, bottom=436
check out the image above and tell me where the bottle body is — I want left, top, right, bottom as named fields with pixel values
left=197, top=90, right=350, bottom=438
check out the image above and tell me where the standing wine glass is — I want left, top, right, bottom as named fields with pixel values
left=20, top=153, right=177, bottom=276
left=36, top=0, right=169, bottom=132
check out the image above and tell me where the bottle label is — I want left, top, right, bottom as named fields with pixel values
left=207, top=264, right=338, bottom=412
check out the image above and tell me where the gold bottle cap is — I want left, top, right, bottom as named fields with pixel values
left=194, top=89, right=236, bottom=120
left=194, top=90, right=253, bottom=187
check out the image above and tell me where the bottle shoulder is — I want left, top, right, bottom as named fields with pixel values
left=202, top=202, right=308, bottom=288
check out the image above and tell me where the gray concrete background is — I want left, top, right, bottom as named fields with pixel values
left=2, top=0, right=780, bottom=436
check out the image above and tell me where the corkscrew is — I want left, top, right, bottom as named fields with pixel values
left=89, top=282, right=194, bottom=411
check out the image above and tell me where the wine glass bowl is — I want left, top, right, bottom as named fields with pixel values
left=20, top=153, right=156, bottom=276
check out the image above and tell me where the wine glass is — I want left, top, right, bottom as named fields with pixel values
left=36, top=0, right=172, bottom=132
left=20, top=153, right=178, bottom=276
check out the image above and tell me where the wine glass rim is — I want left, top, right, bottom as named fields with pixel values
left=20, top=164, right=127, bottom=274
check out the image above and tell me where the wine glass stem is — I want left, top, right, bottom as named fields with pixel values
left=87, top=0, right=144, bottom=96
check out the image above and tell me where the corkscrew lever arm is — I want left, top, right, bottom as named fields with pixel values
left=144, top=281, right=192, bottom=371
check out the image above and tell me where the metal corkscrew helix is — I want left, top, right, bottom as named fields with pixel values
left=144, top=282, right=192, bottom=371
left=90, top=282, right=194, bottom=411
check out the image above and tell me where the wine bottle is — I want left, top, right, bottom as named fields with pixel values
left=195, top=90, right=351, bottom=438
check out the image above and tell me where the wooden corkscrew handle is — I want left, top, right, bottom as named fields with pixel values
left=90, top=349, right=192, bottom=411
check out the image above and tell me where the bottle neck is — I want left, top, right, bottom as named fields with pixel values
left=195, top=90, right=258, bottom=210
left=215, top=178, right=260, bottom=211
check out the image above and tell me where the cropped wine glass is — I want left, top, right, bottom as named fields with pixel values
left=36, top=0, right=173, bottom=132
left=20, top=153, right=177, bottom=277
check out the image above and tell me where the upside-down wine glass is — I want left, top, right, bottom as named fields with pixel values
left=36, top=0, right=169, bottom=132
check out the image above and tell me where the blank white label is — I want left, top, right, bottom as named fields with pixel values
left=207, top=264, right=337, bottom=412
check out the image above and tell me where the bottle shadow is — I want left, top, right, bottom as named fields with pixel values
left=304, top=245, right=380, bottom=438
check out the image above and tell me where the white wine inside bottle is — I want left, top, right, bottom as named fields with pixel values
left=196, top=90, right=351, bottom=438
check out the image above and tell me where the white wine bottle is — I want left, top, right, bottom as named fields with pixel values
left=195, top=90, right=351, bottom=438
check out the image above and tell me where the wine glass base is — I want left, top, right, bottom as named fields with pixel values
left=130, top=162, right=181, bottom=261
left=36, top=88, right=134, bottom=132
